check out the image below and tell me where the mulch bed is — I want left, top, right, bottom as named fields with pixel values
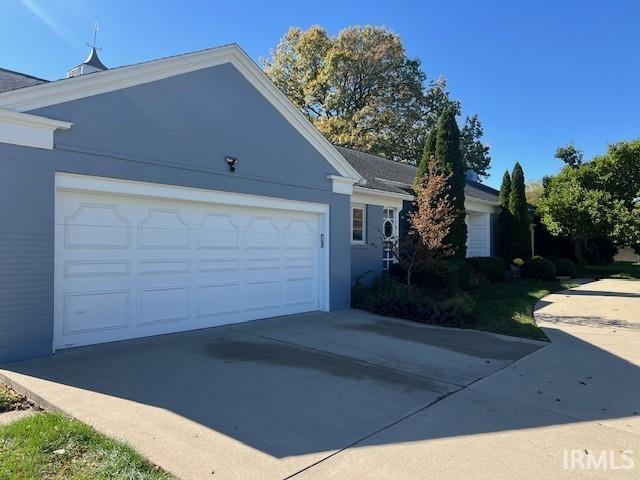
left=0, top=382, right=39, bottom=413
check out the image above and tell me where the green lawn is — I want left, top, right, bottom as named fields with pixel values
left=0, top=412, right=171, bottom=480
left=468, top=279, right=577, bottom=341
left=577, top=261, right=640, bottom=280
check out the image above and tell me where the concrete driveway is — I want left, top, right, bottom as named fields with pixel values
left=293, top=279, right=640, bottom=480
left=0, top=309, right=541, bottom=480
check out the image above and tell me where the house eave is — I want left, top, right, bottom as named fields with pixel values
left=0, top=108, right=72, bottom=150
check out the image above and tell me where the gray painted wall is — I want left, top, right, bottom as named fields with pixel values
left=351, top=204, right=384, bottom=285
left=0, top=62, right=350, bottom=362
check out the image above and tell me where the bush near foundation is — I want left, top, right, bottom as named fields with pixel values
left=352, top=274, right=475, bottom=328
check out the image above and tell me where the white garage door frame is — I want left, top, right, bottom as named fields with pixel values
left=464, top=198, right=498, bottom=258
left=53, top=172, right=331, bottom=351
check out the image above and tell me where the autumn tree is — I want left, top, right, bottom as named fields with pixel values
left=263, top=25, right=487, bottom=166
left=525, top=179, right=545, bottom=206
left=394, top=163, right=456, bottom=285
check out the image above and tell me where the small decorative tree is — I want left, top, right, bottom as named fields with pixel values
left=509, top=162, right=532, bottom=259
left=497, top=170, right=512, bottom=260
left=393, top=162, right=456, bottom=285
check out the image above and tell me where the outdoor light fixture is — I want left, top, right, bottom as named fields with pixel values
left=225, top=156, right=238, bottom=172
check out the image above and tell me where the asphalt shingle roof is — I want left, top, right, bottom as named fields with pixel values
left=0, top=68, right=47, bottom=93
left=335, top=145, right=500, bottom=203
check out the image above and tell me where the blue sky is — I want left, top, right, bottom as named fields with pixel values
left=1, top=0, right=639, bottom=188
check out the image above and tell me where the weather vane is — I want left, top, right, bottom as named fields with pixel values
left=87, top=21, right=101, bottom=50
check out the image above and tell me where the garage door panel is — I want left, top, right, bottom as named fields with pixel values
left=64, top=203, right=131, bottom=250
left=137, top=286, right=190, bottom=325
left=138, top=208, right=190, bottom=249
left=466, top=212, right=490, bottom=258
left=63, top=259, right=131, bottom=279
left=197, top=258, right=240, bottom=273
left=55, top=186, right=324, bottom=349
left=196, top=283, right=241, bottom=318
left=63, top=290, right=129, bottom=334
left=284, top=277, right=315, bottom=306
left=137, top=259, right=191, bottom=275
left=196, top=214, right=239, bottom=249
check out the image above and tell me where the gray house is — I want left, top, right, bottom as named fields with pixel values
left=0, top=44, right=499, bottom=362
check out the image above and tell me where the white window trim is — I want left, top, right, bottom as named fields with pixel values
left=382, top=206, right=399, bottom=270
left=351, top=203, right=366, bottom=245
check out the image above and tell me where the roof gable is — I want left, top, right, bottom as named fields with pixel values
left=0, top=44, right=361, bottom=182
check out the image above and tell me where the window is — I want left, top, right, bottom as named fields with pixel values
left=382, top=208, right=397, bottom=270
left=351, top=204, right=365, bottom=244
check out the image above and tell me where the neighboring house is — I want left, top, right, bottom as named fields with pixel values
left=0, top=44, right=499, bottom=363
left=335, top=146, right=501, bottom=284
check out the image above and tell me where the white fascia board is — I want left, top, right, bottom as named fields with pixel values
left=328, top=175, right=357, bottom=195
left=0, top=108, right=72, bottom=150
left=465, top=196, right=500, bottom=214
left=0, top=44, right=362, bottom=182
left=56, top=172, right=330, bottom=214
left=352, top=186, right=412, bottom=209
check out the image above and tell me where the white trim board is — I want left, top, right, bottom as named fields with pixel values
left=56, top=172, right=330, bottom=214
left=0, top=108, right=72, bottom=150
left=465, top=197, right=500, bottom=214
left=0, top=44, right=361, bottom=183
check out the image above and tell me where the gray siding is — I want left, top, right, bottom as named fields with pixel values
left=351, top=205, right=384, bottom=286
left=0, top=63, right=349, bottom=362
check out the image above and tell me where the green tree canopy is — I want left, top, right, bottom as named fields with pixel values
left=508, top=162, right=532, bottom=259
left=539, top=139, right=640, bottom=255
left=432, top=105, right=467, bottom=258
left=555, top=143, right=583, bottom=168
left=460, top=114, right=491, bottom=179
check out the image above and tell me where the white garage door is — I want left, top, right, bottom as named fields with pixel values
left=466, top=212, right=491, bottom=257
left=54, top=175, right=327, bottom=350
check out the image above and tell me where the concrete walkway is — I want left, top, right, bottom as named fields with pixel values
left=294, top=279, right=640, bottom=479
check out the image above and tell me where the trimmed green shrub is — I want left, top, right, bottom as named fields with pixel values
left=521, top=257, right=556, bottom=280
left=351, top=274, right=475, bottom=328
left=548, top=257, right=577, bottom=277
left=466, top=256, right=507, bottom=282
left=388, top=258, right=471, bottom=292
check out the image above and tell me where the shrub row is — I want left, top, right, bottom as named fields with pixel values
left=352, top=275, right=475, bottom=328
left=389, top=256, right=507, bottom=291
left=466, top=257, right=507, bottom=282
